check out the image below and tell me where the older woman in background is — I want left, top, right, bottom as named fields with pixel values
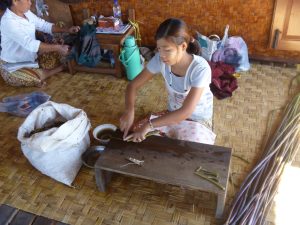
left=0, top=0, right=80, bottom=87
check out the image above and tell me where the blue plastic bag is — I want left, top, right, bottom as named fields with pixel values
left=0, top=91, right=51, bottom=117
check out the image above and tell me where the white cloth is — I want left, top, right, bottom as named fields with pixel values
left=0, top=9, right=53, bottom=63
left=18, top=101, right=91, bottom=186
left=147, top=53, right=213, bottom=122
left=2, top=61, right=39, bottom=73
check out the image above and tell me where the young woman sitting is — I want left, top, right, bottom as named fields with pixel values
left=120, top=18, right=216, bottom=144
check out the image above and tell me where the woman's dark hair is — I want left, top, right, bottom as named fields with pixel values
left=0, top=0, right=13, bottom=10
left=155, top=18, right=201, bottom=55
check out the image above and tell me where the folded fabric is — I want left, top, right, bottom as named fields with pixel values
left=209, top=61, right=238, bottom=100
left=68, top=24, right=101, bottom=67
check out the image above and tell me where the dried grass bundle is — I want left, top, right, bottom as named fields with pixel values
left=225, top=92, right=300, bottom=225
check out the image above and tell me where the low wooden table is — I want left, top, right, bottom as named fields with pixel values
left=68, top=25, right=135, bottom=78
left=95, top=132, right=232, bottom=218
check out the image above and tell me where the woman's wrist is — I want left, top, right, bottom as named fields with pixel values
left=54, top=44, right=62, bottom=52
left=125, top=107, right=134, bottom=114
left=142, top=121, right=152, bottom=134
left=54, top=44, right=60, bottom=49
left=148, top=118, right=154, bottom=130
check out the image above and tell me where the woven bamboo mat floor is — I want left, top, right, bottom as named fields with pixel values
left=0, top=63, right=299, bottom=225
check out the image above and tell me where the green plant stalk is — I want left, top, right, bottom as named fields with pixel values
left=194, top=171, right=225, bottom=191
left=232, top=154, right=250, bottom=164
left=195, top=166, right=219, bottom=177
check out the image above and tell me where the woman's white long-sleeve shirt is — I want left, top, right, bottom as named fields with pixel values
left=0, top=9, right=53, bottom=63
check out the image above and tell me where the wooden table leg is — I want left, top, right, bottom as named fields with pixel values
left=67, top=60, right=76, bottom=75
left=95, top=168, right=107, bottom=192
left=95, top=169, right=113, bottom=192
left=216, top=192, right=226, bottom=219
left=113, top=45, right=122, bottom=78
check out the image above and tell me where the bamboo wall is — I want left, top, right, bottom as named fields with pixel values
left=67, top=0, right=300, bottom=60
left=1, top=0, right=299, bottom=60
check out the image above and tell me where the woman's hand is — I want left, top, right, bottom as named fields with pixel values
left=120, top=68, right=154, bottom=139
left=55, top=44, right=70, bottom=56
left=120, top=109, right=134, bottom=139
left=68, top=26, right=80, bottom=34
left=124, top=122, right=151, bottom=142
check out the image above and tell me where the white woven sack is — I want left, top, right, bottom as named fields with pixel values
left=17, top=101, right=91, bottom=186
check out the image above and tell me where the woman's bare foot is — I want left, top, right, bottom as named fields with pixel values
left=39, top=64, right=64, bottom=80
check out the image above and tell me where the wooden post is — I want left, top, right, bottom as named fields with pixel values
left=128, top=8, right=135, bottom=21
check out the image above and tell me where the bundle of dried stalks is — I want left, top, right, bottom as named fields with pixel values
left=225, top=92, right=300, bottom=225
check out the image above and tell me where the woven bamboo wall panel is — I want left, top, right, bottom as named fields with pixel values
left=70, top=0, right=300, bottom=59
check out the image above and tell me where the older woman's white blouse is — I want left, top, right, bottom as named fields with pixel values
left=0, top=9, right=53, bottom=63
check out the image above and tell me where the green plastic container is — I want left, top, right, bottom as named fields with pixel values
left=119, top=36, right=142, bottom=80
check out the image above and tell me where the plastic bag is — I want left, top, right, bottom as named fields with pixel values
left=0, top=91, right=51, bottom=117
left=196, top=33, right=220, bottom=61
left=196, top=25, right=229, bottom=61
left=17, top=101, right=91, bottom=186
left=212, top=36, right=250, bottom=72
left=35, top=0, right=49, bottom=17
